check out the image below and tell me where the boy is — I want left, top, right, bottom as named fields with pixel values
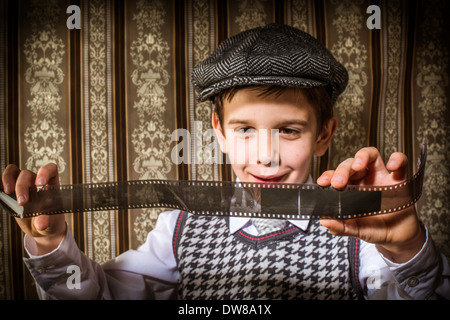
left=2, top=24, right=449, bottom=299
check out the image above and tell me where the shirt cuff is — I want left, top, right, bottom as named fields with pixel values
left=23, top=226, right=80, bottom=292
left=378, top=225, right=441, bottom=299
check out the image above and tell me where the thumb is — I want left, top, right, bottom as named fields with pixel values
left=33, top=215, right=51, bottom=232
left=320, top=219, right=350, bottom=236
left=31, top=214, right=66, bottom=255
left=32, top=214, right=66, bottom=237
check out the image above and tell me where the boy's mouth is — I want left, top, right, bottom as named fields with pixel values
left=249, top=173, right=285, bottom=183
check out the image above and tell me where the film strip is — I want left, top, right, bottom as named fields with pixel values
left=0, top=139, right=426, bottom=220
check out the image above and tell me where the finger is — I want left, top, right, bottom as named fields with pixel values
left=15, top=170, right=37, bottom=206
left=14, top=216, right=33, bottom=236
left=386, top=152, right=408, bottom=181
left=330, top=158, right=355, bottom=189
left=320, top=219, right=359, bottom=238
left=317, top=170, right=334, bottom=186
left=348, top=165, right=369, bottom=182
left=2, top=164, right=21, bottom=194
left=36, top=163, right=60, bottom=186
left=352, top=147, right=389, bottom=175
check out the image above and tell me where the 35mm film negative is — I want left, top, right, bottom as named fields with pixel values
left=1, top=139, right=426, bottom=220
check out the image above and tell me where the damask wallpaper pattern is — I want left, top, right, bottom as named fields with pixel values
left=0, top=0, right=448, bottom=299
left=83, top=0, right=116, bottom=264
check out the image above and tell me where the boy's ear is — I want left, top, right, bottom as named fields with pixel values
left=212, top=112, right=227, bottom=154
left=314, top=116, right=337, bottom=156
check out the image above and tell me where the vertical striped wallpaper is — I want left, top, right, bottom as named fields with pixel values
left=0, top=0, right=449, bottom=299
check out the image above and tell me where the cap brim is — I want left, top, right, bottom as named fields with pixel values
left=196, top=75, right=328, bottom=102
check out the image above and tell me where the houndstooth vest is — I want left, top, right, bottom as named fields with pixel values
left=173, top=211, right=363, bottom=300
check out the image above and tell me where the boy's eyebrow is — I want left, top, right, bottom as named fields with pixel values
left=226, top=118, right=253, bottom=125
left=226, top=118, right=310, bottom=127
left=276, top=120, right=310, bottom=127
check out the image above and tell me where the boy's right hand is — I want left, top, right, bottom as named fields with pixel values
left=1, top=163, right=66, bottom=255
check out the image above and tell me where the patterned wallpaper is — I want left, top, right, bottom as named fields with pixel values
left=0, top=0, right=449, bottom=299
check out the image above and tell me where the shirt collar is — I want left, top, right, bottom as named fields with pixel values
left=229, top=175, right=313, bottom=234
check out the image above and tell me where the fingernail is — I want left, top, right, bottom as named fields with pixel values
left=4, top=183, right=12, bottom=193
left=36, top=178, right=45, bottom=186
left=353, top=158, right=363, bottom=168
left=319, top=219, right=330, bottom=228
left=332, top=176, right=345, bottom=184
left=387, top=160, right=397, bottom=168
left=18, top=195, right=26, bottom=205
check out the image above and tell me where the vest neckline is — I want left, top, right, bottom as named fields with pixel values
left=233, top=223, right=305, bottom=248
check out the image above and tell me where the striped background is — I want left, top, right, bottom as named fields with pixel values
left=0, top=0, right=449, bottom=299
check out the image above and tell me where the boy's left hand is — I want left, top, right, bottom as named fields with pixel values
left=317, top=147, right=426, bottom=263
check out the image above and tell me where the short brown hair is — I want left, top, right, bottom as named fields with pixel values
left=213, top=85, right=333, bottom=135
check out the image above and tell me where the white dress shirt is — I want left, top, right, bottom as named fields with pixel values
left=22, top=177, right=450, bottom=300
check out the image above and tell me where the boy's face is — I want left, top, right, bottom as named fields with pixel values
left=212, top=87, right=336, bottom=184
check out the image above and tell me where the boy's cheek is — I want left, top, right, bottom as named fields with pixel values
left=224, top=139, right=245, bottom=164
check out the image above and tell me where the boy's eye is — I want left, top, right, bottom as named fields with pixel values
left=279, top=128, right=300, bottom=136
left=235, top=127, right=256, bottom=136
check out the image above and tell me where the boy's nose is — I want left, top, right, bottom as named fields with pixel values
left=256, top=129, right=279, bottom=167
left=257, top=154, right=277, bottom=166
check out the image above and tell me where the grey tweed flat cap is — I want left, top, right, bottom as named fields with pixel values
left=192, top=23, right=348, bottom=104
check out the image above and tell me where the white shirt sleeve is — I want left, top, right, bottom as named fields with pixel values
left=359, top=225, right=450, bottom=300
left=23, top=210, right=181, bottom=300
